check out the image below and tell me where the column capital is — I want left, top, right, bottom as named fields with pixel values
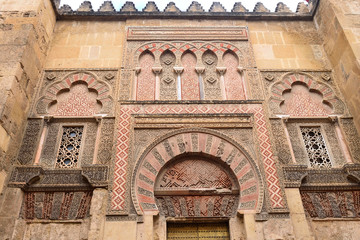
left=237, top=66, right=244, bottom=73
left=152, top=67, right=162, bottom=74
left=195, top=67, right=205, bottom=74
left=134, top=67, right=141, bottom=74
left=173, top=67, right=184, bottom=74
left=216, top=67, right=227, bottom=75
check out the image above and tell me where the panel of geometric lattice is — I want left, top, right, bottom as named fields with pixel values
left=158, top=159, right=233, bottom=189
left=301, top=190, right=360, bottom=218
left=56, top=126, right=83, bottom=168
left=23, top=191, right=92, bottom=220
left=300, top=127, right=332, bottom=168
left=167, top=222, right=230, bottom=240
left=156, top=195, right=238, bottom=218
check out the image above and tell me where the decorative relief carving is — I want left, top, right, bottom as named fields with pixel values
left=157, top=158, right=234, bottom=189
left=202, top=50, right=221, bottom=100
left=23, top=191, right=93, bottom=220
left=247, top=69, right=263, bottom=100
left=269, top=119, right=292, bottom=165
left=126, top=27, right=248, bottom=41
left=41, top=123, right=60, bottom=168
left=340, top=118, right=360, bottom=163
left=156, top=195, right=238, bottom=218
left=82, top=122, right=97, bottom=165
left=301, top=190, right=360, bottom=218
left=17, top=119, right=42, bottom=165
left=160, top=50, right=177, bottom=100
left=97, top=118, right=115, bottom=165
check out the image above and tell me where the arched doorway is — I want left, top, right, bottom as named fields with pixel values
left=131, top=129, right=264, bottom=239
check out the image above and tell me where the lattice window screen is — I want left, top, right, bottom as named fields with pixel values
left=56, top=126, right=83, bottom=168
left=300, top=127, right=332, bottom=168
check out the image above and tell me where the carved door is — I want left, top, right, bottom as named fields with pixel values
left=167, top=222, right=230, bottom=240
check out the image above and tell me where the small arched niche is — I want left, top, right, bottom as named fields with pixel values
left=280, top=82, right=333, bottom=116
left=48, top=81, right=102, bottom=116
left=181, top=50, right=199, bottom=100
left=137, top=50, right=156, bottom=100
left=223, top=50, right=245, bottom=100
left=155, top=153, right=240, bottom=218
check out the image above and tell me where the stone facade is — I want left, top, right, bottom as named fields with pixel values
left=0, top=0, right=360, bottom=239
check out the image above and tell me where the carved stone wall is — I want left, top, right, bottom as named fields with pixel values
left=22, top=191, right=92, bottom=220
left=301, top=190, right=360, bottom=218
left=121, top=39, right=256, bottom=101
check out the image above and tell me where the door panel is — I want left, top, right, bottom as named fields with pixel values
left=167, top=222, right=230, bottom=240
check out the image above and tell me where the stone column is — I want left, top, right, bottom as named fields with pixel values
left=285, top=188, right=314, bottom=240
left=152, top=67, right=162, bottom=100
left=173, top=67, right=184, bottom=100
left=143, top=211, right=158, bottom=240
left=237, top=66, right=248, bottom=99
left=92, top=116, right=103, bottom=164
left=330, top=116, right=353, bottom=163
left=88, top=188, right=108, bottom=240
left=0, top=188, right=25, bottom=239
left=195, top=67, right=205, bottom=100
left=242, top=213, right=258, bottom=240
left=216, top=67, right=227, bottom=100
left=282, top=116, right=297, bottom=164
left=33, top=116, right=52, bottom=165
left=132, top=67, right=141, bottom=100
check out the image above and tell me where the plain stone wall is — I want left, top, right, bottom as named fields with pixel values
left=315, top=0, right=360, bottom=132
left=0, top=0, right=56, bottom=238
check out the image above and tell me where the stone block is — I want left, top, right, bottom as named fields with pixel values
left=0, top=125, right=10, bottom=152
left=273, top=45, right=296, bottom=58
left=0, top=188, right=23, bottom=217
left=104, top=221, right=137, bottom=240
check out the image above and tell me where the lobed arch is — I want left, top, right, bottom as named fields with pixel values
left=36, top=71, right=112, bottom=116
left=134, top=41, right=246, bottom=66
left=131, top=128, right=264, bottom=216
left=269, top=72, right=345, bottom=116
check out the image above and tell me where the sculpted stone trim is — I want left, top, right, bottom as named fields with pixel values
left=127, top=27, right=248, bottom=41
left=283, top=164, right=360, bottom=188
left=34, top=70, right=115, bottom=116
left=9, top=165, right=108, bottom=190
left=131, top=128, right=264, bottom=215
left=17, top=118, right=43, bottom=165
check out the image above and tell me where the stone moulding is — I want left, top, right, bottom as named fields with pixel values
left=283, top=164, right=360, bottom=188
left=8, top=165, right=109, bottom=190
left=127, top=27, right=248, bottom=41
left=53, top=0, right=319, bottom=20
